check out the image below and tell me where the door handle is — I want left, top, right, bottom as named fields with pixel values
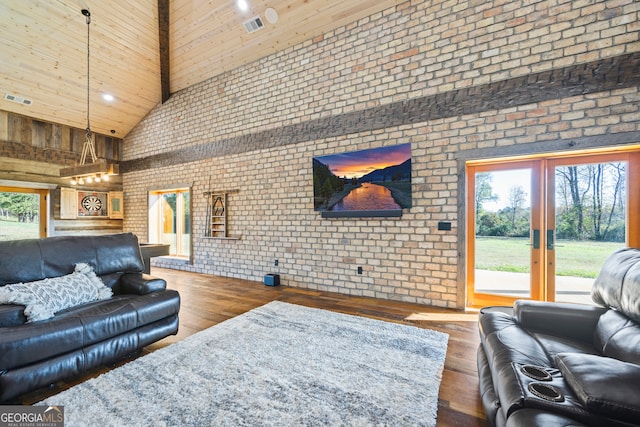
left=532, top=229, right=540, bottom=249
left=547, top=230, right=554, bottom=250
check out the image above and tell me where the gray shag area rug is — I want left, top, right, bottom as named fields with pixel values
left=40, top=301, right=449, bottom=426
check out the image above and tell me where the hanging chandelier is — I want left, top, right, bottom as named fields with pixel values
left=59, top=9, right=118, bottom=185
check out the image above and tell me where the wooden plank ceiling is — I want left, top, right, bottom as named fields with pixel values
left=0, top=0, right=401, bottom=139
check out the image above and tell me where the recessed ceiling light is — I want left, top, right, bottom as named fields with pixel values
left=102, top=93, right=115, bottom=102
left=237, top=0, right=248, bottom=12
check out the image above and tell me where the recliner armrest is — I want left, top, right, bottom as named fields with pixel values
left=119, top=273, right=167, bottom=295
left=556, top=352, right=640, bottom=424
left=515, top=300, right=607, bottom=343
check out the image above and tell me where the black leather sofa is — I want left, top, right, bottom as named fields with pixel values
left=478, top=247, right=640, bottom=427
left=0, top=232, right=180, bottom=402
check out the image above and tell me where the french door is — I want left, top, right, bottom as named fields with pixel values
left=467, top=150, right=640, bottom=308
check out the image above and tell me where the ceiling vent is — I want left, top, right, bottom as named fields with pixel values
left=4, top=93, right=32, bottom=106
left=243, top=16, right=264, bottom=33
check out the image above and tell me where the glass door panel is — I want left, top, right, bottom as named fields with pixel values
left=550, top=158, right=628, bottom=303
left=471, top=164, right=538, bottom=301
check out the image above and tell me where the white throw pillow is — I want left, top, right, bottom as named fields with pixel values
left=0, top=263, right=112, bottom=323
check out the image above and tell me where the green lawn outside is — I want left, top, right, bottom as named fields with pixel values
left=475, top=236, right=624, bottom=278
left=0, top=219, right=39, bottom=241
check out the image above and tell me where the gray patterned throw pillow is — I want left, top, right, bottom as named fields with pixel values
left=0, top=263, right=112, bottom=323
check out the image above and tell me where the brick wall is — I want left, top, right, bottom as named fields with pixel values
left=123, top=0, right=640, bottom=308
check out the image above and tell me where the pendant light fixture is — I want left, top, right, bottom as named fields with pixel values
left=59, top=9, right=118, bottom=185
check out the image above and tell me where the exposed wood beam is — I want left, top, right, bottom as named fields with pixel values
left=59, top=159, right=119, bottom=179
left=158, top=0, right=171, bottom=103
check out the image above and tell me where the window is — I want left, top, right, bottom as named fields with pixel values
left=148, top=187, right=191, bottom=259
left=0, top=186, right=48, bottom=240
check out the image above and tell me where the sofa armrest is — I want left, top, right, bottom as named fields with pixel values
left=556, top=353, right=640, bottom=424
left=514, top=300, right=607, bottom=342
left=119, top=273, right=167, bottom=295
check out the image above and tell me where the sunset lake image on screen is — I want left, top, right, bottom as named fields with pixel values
left=312, top=143, right=412, bottom=213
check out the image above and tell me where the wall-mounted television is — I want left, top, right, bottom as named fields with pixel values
left=313, top=143, right=412, bottom=218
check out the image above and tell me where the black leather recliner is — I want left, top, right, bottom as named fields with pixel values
left=0, top=232, right=180, bottom=402
left=478, top=247, right=640, bottom=426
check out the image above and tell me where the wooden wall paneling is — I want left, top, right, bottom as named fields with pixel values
left=60, top=125, right=71, bottom=152
left=44, top=121, right=54, bottom=147
left=113, top=138, right=121, bottom=160
left=71, top=128, right=83, bottom=155
left=0, top=111, right=124, bottom=160
left=31, top=120, right=47, bottom=147
left=0, top=111, right=8, bottom=141
left=20, top=116, right=32, bottom=144
left=7, top=115, right=20, bottom=143
left=0, top=110, right=123, bottom=185
left=52, top=219, right=124, bottom=235
left=95, top=134, right=104, bottom=158
left=103, top=136, right=113, bottom=159
left=50, top=124, right=62, bottom=150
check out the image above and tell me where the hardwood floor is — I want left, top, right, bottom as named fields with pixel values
left=21, top=267, right=490, bottom=426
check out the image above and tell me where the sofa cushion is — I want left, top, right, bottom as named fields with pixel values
left=99, top=272, right=125, bottom=291
left=0, top=239, right=44, bottom=286
left=480, top=311, right=553, bottom=368
left=54, top=290, right=180, bottom=344
left=0, top=233, right=145, bottom=285
left=0, top=304, right=26, bottom=327
left=528, top=332, right=598, bottom=361
left=55, top=296, right=139, bottom=344
left=0, top=263, right=112, bottom=322
left=592, top=247, right=640, bottom=322
left=126, top=290, right=181, bottom=325
left=39, top=233, right=145, bottom=278
left=593, top=309, right=640, bottom=365
left=0, top=317, right=85, bottom=370
left=0, top=290, right=180, bottom=372
left=556, top=353, right=640, bottom=424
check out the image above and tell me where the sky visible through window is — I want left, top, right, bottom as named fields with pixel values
left=482, top=169, right=531, bottom=212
